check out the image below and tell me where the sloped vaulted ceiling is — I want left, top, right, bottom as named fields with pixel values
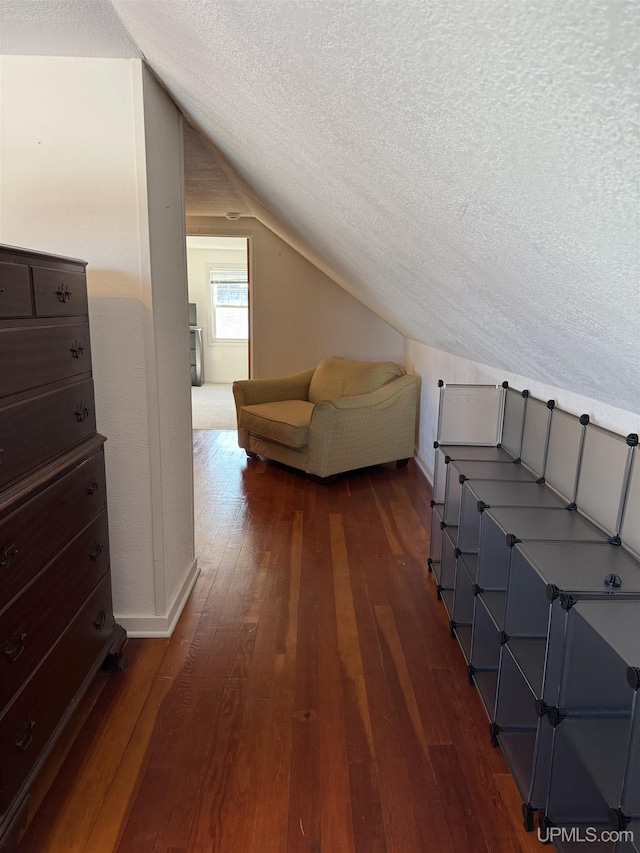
left=2, top=1, right=638, bottom=412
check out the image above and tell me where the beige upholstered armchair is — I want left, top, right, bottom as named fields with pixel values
left=232, top=356, right=419, bottom=480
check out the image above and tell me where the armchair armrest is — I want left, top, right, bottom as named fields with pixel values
left=233, top=367, right=315, bottom=449
left=307, top=374, right=419, bottom=477
left=232, top=368, right=315, bottom=407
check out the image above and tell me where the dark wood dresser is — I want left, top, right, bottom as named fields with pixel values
left=0, top=245, right=126, bottom=851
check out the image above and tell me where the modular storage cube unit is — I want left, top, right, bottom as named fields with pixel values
left=540, top=600, right=640, bottom=852
left=494, top=542, right=640, bottom=831
left=426, top=381, right=640, bottom=848
left=468, top=506, right=610, bottom=726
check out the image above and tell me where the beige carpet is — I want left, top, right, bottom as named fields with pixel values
left=191, top=382, right=237, bottom=429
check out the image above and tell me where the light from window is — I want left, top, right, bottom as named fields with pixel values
left=210, top=269, right=248, bottom=340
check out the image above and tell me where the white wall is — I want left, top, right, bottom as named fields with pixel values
left=186, top=216, right=404, bottom=377
left=186, top=240, right=249, bottom=382
left=0, top=56, right=196, bottom=636
left=406, top=339, right=640, bottom=485
left=139, top=64, right=197, bottom=633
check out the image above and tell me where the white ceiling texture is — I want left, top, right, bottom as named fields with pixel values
left=2, top=0, right=638, bottom=413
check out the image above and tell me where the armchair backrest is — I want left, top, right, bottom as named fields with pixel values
left=307, top=356, right=406, bottom=403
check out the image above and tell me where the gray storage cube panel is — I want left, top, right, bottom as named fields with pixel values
left=433, top=449, right=447, bottom=504
left=504, top=541, right=640, bottom=644
left=496, top=644, right=541, bottom=729
left=433, top=443, right=513, bottom=504
left=621, top=699, right=639, bottom=834
left=501, top=387, right=528, bottom=458
left=458, top=480, right=566, bottom=554
left=560, top=603, right=638, bottom=712
left=477, top=506, right=606, bottom=600
left=520, top=395, right=553, bottom=477
left=477, top=508, right=516, bottom=590
left=437, top=384, right=503, bottom=445
left=539, top=556, right=640, bottom=715
left=428, top=503, right=444, bottom=583
left=544, top=407, right=585, bottom=503
left=545, top=723, right=618, bottom=828
left=497, top=732, right=539, bottom=808
left=620, top=451, right=640, bottom=559
left=440, top=529, right=458, bottom=615
left=576, top=424, right=633, bottom=538
left=487, top=505, right=608, bottom=546
left=452, top=554, right=476, bottom=661
left=470, top=594, right=502, bottom=717
left=445, top=459, right=537, bottom=526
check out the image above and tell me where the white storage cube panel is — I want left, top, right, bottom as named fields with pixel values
left=436, top=383, right=504, bottom=445
left=575, top=425, right=636, bottom=539
left=543, top=408, right=586, bottom=503
left=520, top=396, right=554, bottom=476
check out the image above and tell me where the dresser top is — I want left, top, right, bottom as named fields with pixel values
left=0, top=244, right=87, bottom=267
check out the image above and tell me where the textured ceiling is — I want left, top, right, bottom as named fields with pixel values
left=2, top=1, right=638, bottom=412
left=183, top=123, right=251, bottom=218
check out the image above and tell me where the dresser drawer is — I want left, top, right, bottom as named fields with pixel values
left=0, top=380, right=96, bottom=490
left=32, top=266, right=88, bottom=317
left=0, top=512, right=110, bottom=711
left=0, top=573, right=115, bottom=817
left=0, top=321, right=92, bottom=399
left=0, top=448, right=107, bottom=612
left=0, top=263, right=32, bottom=319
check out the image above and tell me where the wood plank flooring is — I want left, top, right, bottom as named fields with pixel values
left=16, top=430, right=539, bottom=853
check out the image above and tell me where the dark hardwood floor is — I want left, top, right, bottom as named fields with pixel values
left=16, top=430, right=540, bottom=853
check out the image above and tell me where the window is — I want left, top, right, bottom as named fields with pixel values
left=210, top=268, right=249, bottom=340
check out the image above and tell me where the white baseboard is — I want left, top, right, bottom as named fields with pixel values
left=414, top=448, right=434, bottom=486
left=116, top=558, right=200, bottom=638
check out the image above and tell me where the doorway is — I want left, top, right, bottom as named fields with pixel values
left=186, top=235, right=250, bottom=429
left=186, top=235, right=250, bottom=382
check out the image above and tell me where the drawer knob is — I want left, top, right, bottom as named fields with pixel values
left=87, top=481, right=100, bottom=495
left=75, top=402, right=90, bottom=422
left=4, top=631, right=27, bottom=662
left=70, top=340, right=85, bottom=359
left=0, top=543, right=18, bottom=567
left=94, top=608, right=107, bottom=630
left=15, top=718, right=36, bottom=751
left=89, top=542, right=103, bottom=562
left=56, top=283, right=72, bottom=303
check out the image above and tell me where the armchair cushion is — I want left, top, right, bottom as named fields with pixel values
left=239, top=400, right=315, bottom=448
left=307, top=355, right=405, bottom=404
